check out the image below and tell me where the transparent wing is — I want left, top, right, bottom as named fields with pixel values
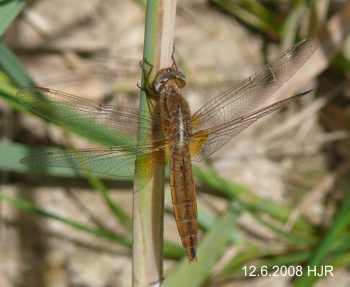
left=191, top=91, right=311, bottom=161
left=190, top=38, right=318, bottom=160
left=20, top=143, right=168, bottom=177
left=16, top=87, right=166, bottom=146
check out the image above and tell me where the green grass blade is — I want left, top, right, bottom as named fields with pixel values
left=0, top=0, right=25, bottom=36
left=16, top=88, right=136, bottom=147
left=209, top=0, right=281, bottom=38
left=0, top=142, right=84, bottom=177
left=295, top=189, right=350, bottom=286
left=163, top=241, right=184, bottom=260
left=0, top=193, right=132, bottom=248
left=193, top=166, right=313, bottom=233
left=0, top=44, right=135, bottom=148
left=221, top=250, right=312, bottom=279
left=164, top=204, right=242, bottom=287
left=280, top=0, right=309, bottom=49
left=246, top=206, right=316, bottom=243
left=0, top=40, right=35, bottom=87
left=86, top=174, right=133, bottom=232
left=0, top=142, right=134, bottom=179
left=0, top=72, right=29, bottom=111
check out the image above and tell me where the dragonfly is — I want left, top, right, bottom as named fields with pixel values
left=17, top=37, right=318, bottom=262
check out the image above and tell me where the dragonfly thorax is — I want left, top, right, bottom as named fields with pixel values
left=163, top=90, right=193, bottom=147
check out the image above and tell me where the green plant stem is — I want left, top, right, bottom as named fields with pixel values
left=132, top=1, right=177, bottom=286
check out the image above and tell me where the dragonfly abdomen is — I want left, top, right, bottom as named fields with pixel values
left=169, top=145, right=198, bottom=262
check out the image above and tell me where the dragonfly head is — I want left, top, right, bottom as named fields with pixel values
left=154, top=68, right=186, bottom=93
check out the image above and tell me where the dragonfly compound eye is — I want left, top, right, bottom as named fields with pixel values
left=154, top=72, right=172, bottom=92
left=172, top=71, right=186, bottom=89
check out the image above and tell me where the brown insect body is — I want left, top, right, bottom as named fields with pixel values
left=16, top=37, right=319, bottom=263
left=154, top=71, right=198, bottom=262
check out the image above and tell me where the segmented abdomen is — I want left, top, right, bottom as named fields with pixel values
left=169, top=145, right=198, bottom=262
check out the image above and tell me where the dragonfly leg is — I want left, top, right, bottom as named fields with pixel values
left=171, top=47, right=178, bottom=71
left=140, top=58, right=154, bottom=86
left=138, top=58, right=160, bottom=100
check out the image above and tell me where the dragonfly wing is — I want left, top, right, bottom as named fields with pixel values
left=20, top=144, right=168, bottom=177
left=16, top=87, right=166, bottom=146
left=191, top=92, right=309, bottom=161
left=192, top=38, right=318, bottom=134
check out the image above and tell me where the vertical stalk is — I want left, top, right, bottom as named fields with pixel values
left=133, top=1, right=177, bottom=286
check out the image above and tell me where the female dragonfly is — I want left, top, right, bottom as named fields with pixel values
left=17, top=37, right=318, bottom=262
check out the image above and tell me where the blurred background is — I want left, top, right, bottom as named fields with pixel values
left=1, top=0, right=350, bottom=286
